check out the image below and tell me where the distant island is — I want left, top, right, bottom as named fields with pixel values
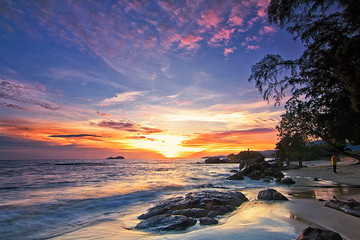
left=106, top=156, right=125, bottom=159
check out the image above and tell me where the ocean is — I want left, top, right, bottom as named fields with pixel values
left=0, top=159, right=307, bottom=239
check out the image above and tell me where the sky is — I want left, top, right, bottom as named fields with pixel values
left=0, top=0, right=304, bottom=159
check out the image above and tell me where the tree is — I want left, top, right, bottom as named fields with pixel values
left=249, top=0, right=360, bottom=160
left=275, top=132, right=306, bottom=166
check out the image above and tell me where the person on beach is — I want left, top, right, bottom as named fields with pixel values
left=331, top=155, right=337, bottom=173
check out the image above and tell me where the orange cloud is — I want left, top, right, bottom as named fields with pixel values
left=181, top=128, right=277, bottom=152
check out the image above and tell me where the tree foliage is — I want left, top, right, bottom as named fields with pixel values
left=249, top=0, right=360, bottom=160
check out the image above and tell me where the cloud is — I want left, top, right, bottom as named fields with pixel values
left=259, top=25, right=277, bottom=35
left=209, top=28, right=236, bottom=46
left=0, top=78, right=61, bottom=111
left=48, top=134, right=100, bottom=138
left=96, top=111, right=113, bottom=117
left=92, top=119, right=165, bottom=134
left=127, top=135, right=157, bottom=141
left=179, top=34, right=203, bottom=50
left=100, top=91, right=144, bottom=106
left=224, top=47, right=237, bottom=56
left=247, top=45, right=260, bottom=50
left=197, top=9, right=222, bottom=29
left=181, top=127, right=276, bottom=148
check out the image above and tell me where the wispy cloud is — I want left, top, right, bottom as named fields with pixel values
left=0, top=78, right=61, bottom=111
left=48, top=134, right=100, bottom=138
left=1, top=0, right=275, bottom=79
left=92, top=119, right=165, bottom=134
left=100, top=91, right=145, bottom=106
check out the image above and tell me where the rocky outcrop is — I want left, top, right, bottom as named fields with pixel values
left=204, top=157, right=224, bottom=163
left=296, top=227, right=342, bottom=240
left=106, top=156, right=124, bottom=159
left=135, top=190, right=248, bottom=231
left=227, top=157, right=284, bottom=181
left=325, top=199, right=360, bottom=218
left=258, top=188, right=288, bottom=201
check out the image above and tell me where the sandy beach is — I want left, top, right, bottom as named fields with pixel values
left=285, top=158, right=360, bottom=187
left=282, top=158, right=360, bottom=240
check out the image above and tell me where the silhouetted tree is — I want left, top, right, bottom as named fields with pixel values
left=249, top=0, right=360, bottom=160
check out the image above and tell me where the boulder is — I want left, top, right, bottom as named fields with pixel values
left=226, top=172, right=244, bottom=180
left=135, top=214, right=197, bottom=231
left=279, top=177, right=296, bottom=185
left=199, top=217, right=218, bottom=225
left=172, top=208, right=208, bottom=218
left=296, top=227, right=342, bottom=240
left=136, top=190, right=248, bottom=231
left=239, top=157, right=264, bottom=170
left=258, top=188, right=288, bottom=201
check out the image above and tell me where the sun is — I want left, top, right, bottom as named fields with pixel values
left=129, top=134, right=203, bottom=158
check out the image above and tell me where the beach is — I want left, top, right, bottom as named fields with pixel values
left=1, top=158, right=360, bottom=240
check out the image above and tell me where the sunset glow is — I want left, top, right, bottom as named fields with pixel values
left=0, top=0, right=303, bottom=159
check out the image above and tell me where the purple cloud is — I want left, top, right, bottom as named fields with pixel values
left=92, top=119, right=165, bottom=134
left=0, top=79, right=61, bottom=111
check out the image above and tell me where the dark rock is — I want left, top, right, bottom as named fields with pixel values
left=239, top=157, right=264, bottom=170
left=318, top=198, right=326, bottom=202
left=138, top=196, right=189, bottom=219
left=273, top=171, right=285, bottom=178
left=296, top=227, right=342, bottom=240
left=205, top=157, right=224, bottom=163
left=172, top=208, right=209, bottom=218
left=280, top=177, right=296, bottom=185
left=313, top=177, right=320, bottom=181
left=230, top=169, right=239, bottom=173
left=258, top=188, right=288, bottom=201
left=227, top=172, right=244, bottom=180
left=107, top=155, right=124, bottom=159
left=325, top=199, right=360, bottom=217
left=136, top=190, right=248, bottom=231
left=199, top=217, right=218, bottom=225
left=262, top=179, right=270, bottom=183
left=135, top=214, right=197, bottom=231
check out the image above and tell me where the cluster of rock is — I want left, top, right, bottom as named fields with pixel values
left=325, top=198, right=360, bottom=217
left=225, top=157, right=297, bottom=185
left=134, top=190, right=248, bottom=231
left=204, top=151, right=264, bottom=164
left=134, top=188, right=292, bottom=232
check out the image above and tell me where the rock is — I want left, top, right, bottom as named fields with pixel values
left=230, top=169, right=239, bottom=173
left=136, top=190, right=248, bottom=231
left=258, top=188, right=288, bottom=201
left=325, top=199, right=360, bottom=217
left=106, top=155, right=124, bottom=159
left=199, top=217, right=218, bottom=225
left=279, top=177, right=296, bottom=185
left=205, top=157, right=224, bottom=163
left=226, top=172, right=244, bottom=180
left=172, top=208, right=208, bottom=218
left=239, top=157, right=264, bottom=170
left=138, top=196, right=189, bottom=219
left=296, top=227, right=342, bottom=240
left=263, top=179, right=271, bottom=183
left=313, top=177, right=319, bottom=181
left=135, top=214, right=197, bottom=231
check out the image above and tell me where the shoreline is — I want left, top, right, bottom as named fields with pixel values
left=284, top=160, right=360, bottom=187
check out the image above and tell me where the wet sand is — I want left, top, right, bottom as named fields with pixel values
left=283, top=159, right=360, bottom=240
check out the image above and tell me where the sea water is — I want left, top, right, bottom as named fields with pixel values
left=0, top=159, right=316, bottom=239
